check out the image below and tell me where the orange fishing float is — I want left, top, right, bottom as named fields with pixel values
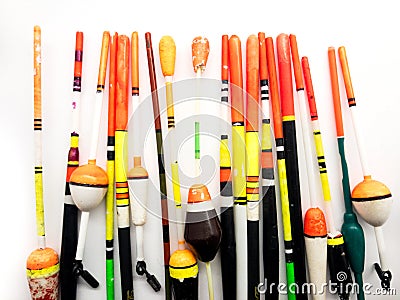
left=27, top=25, right=60, bottom=300
left=69, top=31, right=110, bottom=290
left=338, top=46, right=393, bottom=289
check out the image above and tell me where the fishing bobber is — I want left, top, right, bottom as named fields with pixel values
left=351, top=177, right=392, bottom=227
left=185, top=184, right=222, bottom=262
left=338, top=46, right=393, bottom=289
left=303, top=208, right=327, bottom=300
left=169, top=249, right=199, bottom=299
left=127, top=156, right=161, bottom=292
left=69, top=160, right=108, bottom=287
left=27, top=248, right=59, bottom=300
left=185, top=184, right=221, bottom=300
left=69, top=161, right=108, bottom=212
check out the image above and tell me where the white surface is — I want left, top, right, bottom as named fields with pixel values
left=1, top=0, right=400, bottom=299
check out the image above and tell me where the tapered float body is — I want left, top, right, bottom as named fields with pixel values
left=304, top=209, right=327, bottom=300
left=27, top=248, right=60, bottom=300
left=27, top=26, right=59, bottom=300
left=338, top=46, right=393, bottom=289
left=185, top=184, right=222, bottom=262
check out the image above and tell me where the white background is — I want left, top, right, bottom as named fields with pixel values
left=1, top=0, right=399, bottom=299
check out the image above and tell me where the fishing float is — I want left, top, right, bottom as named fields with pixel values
left=300, top=54, right=353, bottom=299
left=69, top=31, right=110, bottom=290
left=114, top=35, right=134, bottom=300
left=27, top=25, right=60, bottom=300
left=245, top=34, right=261, bottom=300
left=266, top=36, right=296, bottom=300
left=60, top=31, right=83, bottom=300
left=219, top=34, right=236, bottom=300
left=105, top=32, right=117, bottom=300
left=289, top=39, right=328, bottom=300
left=184, top=36, right=222, bottom=300
left=276, top=33, right=307, bottom=300
left=185, top=184, right=222, bottom=300
left=145, top=31, right=172, bottom=300
left=258, top=32, right=279, bottom=300
left=127, top=31, right=161, bottom=292
left=228, top=35, right=247, bottom=300
left=328, top=47, right=366, bottom=300
left=338, top=46, right=393, bottom=289
left=159, top=35, right=199, bottom=300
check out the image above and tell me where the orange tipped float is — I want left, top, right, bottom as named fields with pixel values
left=338, top=46, right=393, bottom=289
left=27, top=25, right=60, bottom=300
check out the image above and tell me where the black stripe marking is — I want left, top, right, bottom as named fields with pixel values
left=304, top=233, right=328, bottom=238
left=221, top=80, right=228, bottom=84
left=69, top=182, right=108, bottom=188
left=169, top=263, right=197, bottom=270
left=351, top=194, right=392, bottom=202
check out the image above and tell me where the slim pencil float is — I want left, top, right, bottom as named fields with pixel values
left=219, top=34, right=236, bottom=300
left=266, top=36, right=296, bottom=300
left=277, top=33, right=306, bottom=300
left=114, top=35, right=134, bottom=300
left=27, top=25, right=60, bottom=300
left=246, top=34, right=261, bottom=300
left=259, top=32, right=279, bottom=300
left=105, top=31, right=117, bottom=300
left=145, top=31, right=172, bottom=300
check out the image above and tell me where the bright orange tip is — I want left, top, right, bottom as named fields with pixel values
left=289, top=34, right=304, bottom=90
left=328, top=47, right=344, bottom=137
left=338, top=46, right=355, bottom=101
left=192, top=36, right=210, bottom=72
left=277, top=33, right=295, bottom=117
left=304, top=208, right=327, bottom=237
left=27, top=248, right=59, bottom=270
left=131, top=32, right=139, bottom=90
left=188, top=184, right=211, bottom=203
left=266, top=37, right=283, bottom=139
left=301, top=56, right=318, bottom=118
left=246, top=35, right=260, bottom=131
left=75, top=32, right=83, bottom=51
left=221, top=35, right=229, bottom=81
left=258, top=32, right=268, bottom=80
